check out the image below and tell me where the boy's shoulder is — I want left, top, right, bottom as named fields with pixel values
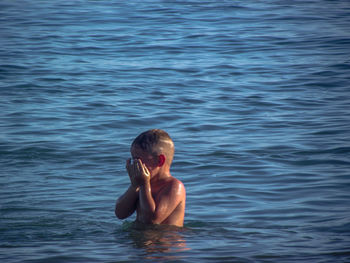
left=167, top=175, right=184, bottom=186
left=156, top=175, right=185, bottom=195
left=166, top=176, right=186, bottom=195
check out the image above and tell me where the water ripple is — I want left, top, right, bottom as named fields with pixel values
left=1, top=0, right=350, bottom=262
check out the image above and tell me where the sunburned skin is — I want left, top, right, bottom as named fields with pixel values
left=115, top=130, right=186, bottom=227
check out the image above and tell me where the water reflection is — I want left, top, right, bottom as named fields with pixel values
left=126, top=221, right=190, bottom=260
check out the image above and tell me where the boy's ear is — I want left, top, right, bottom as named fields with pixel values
left=158, top=154, right=166, bottom=167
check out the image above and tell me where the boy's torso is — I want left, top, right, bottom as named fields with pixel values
left=136, top=177, right=185, bottom=227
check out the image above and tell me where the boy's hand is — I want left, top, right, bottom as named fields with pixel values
left=126, top=158, right=150, bottom=188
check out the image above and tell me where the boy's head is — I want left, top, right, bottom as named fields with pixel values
left=131, top=129, right=175, bottom=169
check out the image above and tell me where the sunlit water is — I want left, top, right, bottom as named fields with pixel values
left=1, top=0, right=350, bottom=262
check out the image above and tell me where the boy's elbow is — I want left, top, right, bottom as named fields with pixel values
left=115, top=209, right=123, bottom=219
left=138, top=211, right=159, bottom=225
left=149, top=211, right=166, bottom=225
left=115, top=204, right=128, bottom=219
left=115, top=209, right=129, bottom=220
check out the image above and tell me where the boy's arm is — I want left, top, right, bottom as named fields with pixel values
left=115, top=185, right=139, bottom=219
left=138, top=181, right=156, bottom=222
left=115, top=158, right=142, bottom=219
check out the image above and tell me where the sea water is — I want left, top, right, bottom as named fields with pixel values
left=1, top=0, right=350, bottom=262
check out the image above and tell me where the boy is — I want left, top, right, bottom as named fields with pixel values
left=115, top=129, right=186, bottom=227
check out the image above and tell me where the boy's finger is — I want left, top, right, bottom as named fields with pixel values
left=142, top=163, right=150, bottom=176
left=135, top=159, right=142, bottom=169
left=126, top=158, right=131, bottom=168
left=136, top=164, right=143, bottom=174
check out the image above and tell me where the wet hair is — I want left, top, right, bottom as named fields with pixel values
left=131, top=129, right=174, bottom=163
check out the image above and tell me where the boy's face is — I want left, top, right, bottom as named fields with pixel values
left=130, top=146, right=158, bottom=175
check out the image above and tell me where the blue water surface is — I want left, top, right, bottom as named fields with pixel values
left=1, top=0, right=350, bottom=262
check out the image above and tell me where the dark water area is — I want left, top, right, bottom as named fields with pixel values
left=1, top=0, right=350, bottom=262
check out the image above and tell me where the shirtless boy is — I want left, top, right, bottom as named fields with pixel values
left=115, top=129, right=186, bottom=227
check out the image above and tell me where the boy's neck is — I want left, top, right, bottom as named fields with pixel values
left=150, top=167, right=171, bottom=184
